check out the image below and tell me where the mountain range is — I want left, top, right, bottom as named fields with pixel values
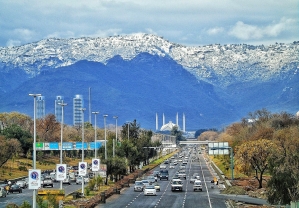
left=0, top=34, right=298, bottom=131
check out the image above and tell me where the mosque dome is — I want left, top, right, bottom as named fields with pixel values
left=160, top=121, right=180, bottom=131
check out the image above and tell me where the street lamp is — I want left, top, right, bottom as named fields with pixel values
left=58, top=102, right=67, bottom=190
left=92, top=112, right=99, bottom=158
left=126, top=121, right=130, bottom=140
left=103, top=115, right=108, bottom=160
left=29, top=93, right=41, bottom=208
left=113, top=116, right=118, bottom=157
left=78, top=108, right=86, bottom=195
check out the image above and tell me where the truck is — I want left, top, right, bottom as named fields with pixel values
left=171, top=179, right=183, bottom=191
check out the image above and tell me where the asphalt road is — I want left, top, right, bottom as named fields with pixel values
left=0, top=182, right=84, bottom=207
left=97, top=148, right=228, bottom=208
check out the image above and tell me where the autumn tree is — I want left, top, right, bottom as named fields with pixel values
left=0, top=135, right=22, bottom=168
left=235, top=139, right=279, bottom=188
left=36, top=114, right=60, bottom=142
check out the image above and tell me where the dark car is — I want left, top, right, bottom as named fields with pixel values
left=9, top=184, right=22, bottom=193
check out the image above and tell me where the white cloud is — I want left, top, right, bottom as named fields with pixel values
left=229, top=18, right=297, bottom=40
left=6, top=39, right=21, bottom=47
left=207, top=27, right=224, bottom=35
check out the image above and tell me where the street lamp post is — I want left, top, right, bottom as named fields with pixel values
left=126, top=121, right=130, bottom=140
left=79, top=108, right=86, bottom=195
left=92, top=112, right=99, bottom=158
left=113, top=116, right=118, bottom=157
left=29, top=93, right=41, bottom=208
left=103, top=115, right=108, bottom=160
left=58, top=103, right=67, bottom=190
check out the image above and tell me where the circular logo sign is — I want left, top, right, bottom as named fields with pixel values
left=30, top=171, right=39, bottom=180
left=58, top=166, right=65, bottom=173
left=80, top=163, right=86, bottom=170
left=93, top=160, right=98, bottom=165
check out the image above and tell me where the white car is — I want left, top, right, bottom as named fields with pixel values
left=144, top=185, right=157, bottom=196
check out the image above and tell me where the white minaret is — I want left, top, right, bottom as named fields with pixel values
left=183, top=113, right=186, bottom=132
left=156, top=113, right=158, bottom=131
left=176, top=112, right=179, bottom=127
left=163, top=113, right=165, bottom=125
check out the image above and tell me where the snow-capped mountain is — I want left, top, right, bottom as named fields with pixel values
left=0, top=34, right=298, bottom=130
left=1, top=34, right=298, bottom=87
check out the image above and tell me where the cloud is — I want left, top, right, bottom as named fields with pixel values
left=207, top=27, right=224, bottom=35
left=6, top=39, right=22, bottom=47
left=229, top=18, right=297, bottom=40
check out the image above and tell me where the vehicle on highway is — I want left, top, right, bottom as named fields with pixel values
left=0, top=187, right=7, bottom=197
left=153, top=170, right=160, bottom=180
left=16, top=180, right=27, bottom=189
left=153, top=182, right=160, bottom=191
left=169, top=163, right=175, bottom=169
left=159, top=170, right=169, bottom=180
left=141, top=179, right=150, bottom=187
left=193, top=180, right=203, bottom=191
left=9, top=184, right=22, bottom=193
left=171, top=179, right=183, bottom=192
left=42, top=176, right=54, bottom=188
left=189, top=176, right=197, bottom=183
left=177, top=170, right=187, bottom=179
left=134, top=181, right=144, bottom=192
left=173, top=160, right=178, bottom=165
left=143, top=185, right=157, bottom=196
left=159, top=163, right=167, bottom=169
left=50, top=172, right=57, bottom=182
left=147, top=175, right=156, bottom=184
left=76, top=176, right=85, bottom=184
left=63, top=175, right=71, bottom=185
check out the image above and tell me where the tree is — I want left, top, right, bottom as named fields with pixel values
left=36, top=114, right=60, bottom=142
left=0, top=136, right=22, bottom=168
left=235, top=139, right=279, bottom=188
left=171, top=126, right=184, bottom=142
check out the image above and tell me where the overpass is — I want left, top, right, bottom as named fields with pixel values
left=179, top=140, right=214, bottom=145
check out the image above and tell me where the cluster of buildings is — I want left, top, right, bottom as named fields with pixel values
left=35, top=94, right=84, bottom=126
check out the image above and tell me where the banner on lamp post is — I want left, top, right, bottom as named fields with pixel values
left=56, top=164, right=67, bottom=181
left=92, top=159, right=100, bottom=172
left=78, top=162, right=88, bottom=176
left=28, top=169, right=41, bottom=189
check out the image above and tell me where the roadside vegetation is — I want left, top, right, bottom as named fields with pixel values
left=198, top=108, right=299, bottom=205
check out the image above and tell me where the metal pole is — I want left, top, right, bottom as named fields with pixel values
left=29, top=93, right=41, bottom=208
left=230, top=147, right=234, bottom=180
left=113, top=116, right=118, bottom=157
left=79, top=108, right=86, bottom=195
left=92, top=112, right=99, bottom=158
left=104, top=115, right=108, bottom=160
left=58, top=103, right=67, bottom=190
left=127, top=122, right=130, bottom=140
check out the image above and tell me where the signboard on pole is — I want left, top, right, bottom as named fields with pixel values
left=28, top=169, right=41, bottom=189
left=56, top=164, right=67, bottom=181
left=92, top=159, right=100, bottom=172
left=78, top=162, right=88, bottom=176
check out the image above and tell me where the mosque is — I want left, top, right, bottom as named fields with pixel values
left=156, top=113, right=186, bottom=132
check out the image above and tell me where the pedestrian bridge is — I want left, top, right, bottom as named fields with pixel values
left=179, top=140, right=214, bottom=145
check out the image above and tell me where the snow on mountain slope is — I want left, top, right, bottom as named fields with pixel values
left=0, top=34, right=298, bottom=87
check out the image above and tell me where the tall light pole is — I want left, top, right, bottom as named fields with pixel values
left=103, top=115, right=108, bottom=160
left=29, top=93, right=41, bottom=208
left=92, top=112, right=99, bottom=158
left=78, top=108, right=86, bottom=196
left=113, top=116, right=118, bottom=158
left=58, top=103, right=67, bottom=190
left=126, top=121, right=130, bottom=140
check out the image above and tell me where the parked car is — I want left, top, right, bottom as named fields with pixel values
left=144, top=185, right=157, bottom=196
left=0, top=186, right=7, bottom=197
left=16, top=180, right=27, bottom=189
left=9, top=184, right=22, bottom=193
left=134, top=181, right=144, bottom=192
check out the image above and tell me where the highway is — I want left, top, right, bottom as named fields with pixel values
left=98, top=147, right=228, bottom=208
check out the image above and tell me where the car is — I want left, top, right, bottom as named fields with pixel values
left=169, top=163, right=175, bottom=169
left=42, top=176, right=54, bottom=188
left=153, top=182, right=160, bottom=191
left=144, top=185, right=157, bottom=196
left=63, top=175, right=71, bottom=185
left=147, top=175, right=156, bottom=184
left=134, top=181, right=144, bottom=192
left=193, top=180, right=203, bottom=191
left=171, top=179, right=183, bottom=191
left=141, top=180, right=150, bottom=187
left=75, top=176, right=85, bottom=184
left=153, top=171, right=160, bottom=180
left=159, top=170, right=169, bottom=180
left=189, top=176, right=197, bottom=183
left=0, top=186, right=7, bottom=197
left=159, top=163, right=167, bottom=169
left=9, top=184, right=22, bottom=193
left=16, top=180, right=27, bottom=189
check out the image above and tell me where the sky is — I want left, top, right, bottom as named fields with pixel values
left=0, top=0, right=298, bottom=47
